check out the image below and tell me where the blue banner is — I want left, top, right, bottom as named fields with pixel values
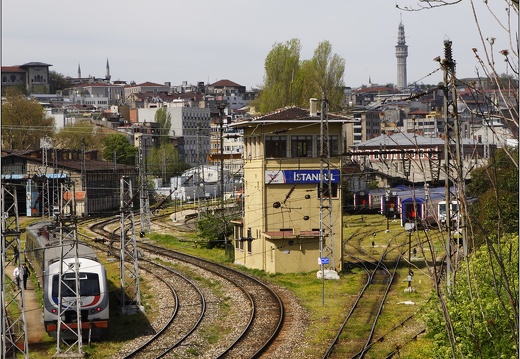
left=265, top=169, right=340, bottom=184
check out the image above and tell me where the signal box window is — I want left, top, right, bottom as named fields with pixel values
left=291, top=135, right=313, bottom=157
left=265, top=136, right=287, bottom=158
left=317, top=182, right=338, bottom=198
left=316, top=135, right=339, bottom=156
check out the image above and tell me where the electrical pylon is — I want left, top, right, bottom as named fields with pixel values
left=55, top=181, right=84, bottom=357
left=441, top=39, right=467, bottom=292
left=119, top=176, right=141, bottom=314
left=318, top=98, right=338, bottom=292
left=1, top=184, right=29, bottom=358
left=138, top=138, right=150, bottom=234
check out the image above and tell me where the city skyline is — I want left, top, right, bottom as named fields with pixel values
left=2, top=1, right=516, bottom=90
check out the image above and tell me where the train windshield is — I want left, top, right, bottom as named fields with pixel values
left=52, top=273, right=100, bottom=297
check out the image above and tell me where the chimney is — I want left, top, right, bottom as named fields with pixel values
left=310, top=98, right=318, bottom=117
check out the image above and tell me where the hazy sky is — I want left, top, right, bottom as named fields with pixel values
left=2, top=1, right=516, bottom=90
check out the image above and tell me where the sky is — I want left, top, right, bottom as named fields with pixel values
left=2, top=1, right=517, bottom=90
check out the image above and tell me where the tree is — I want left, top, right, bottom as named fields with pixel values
left=154, top=107, right=171, bottom=145
left=146, top=143, right=188, bottom=182
left=1, top=89, right=55, bottom=150
left=256, top=39, right=347, bottom=113
left=54, top=121, right=104, bottom=151
left=424, top=235, right=518, bottom=358
left=102, top=134, right=137, bottom=166
left=301, top=40, right=346, bottom=111
left=196, top=211, right=234, bottom=248
left=49, top=71, right=71, bottom=94
left=466, top=146, right=519, bottom=239
left=256, top=39, right=303, bottom=113
left=394, top=2, right=519, bottom=357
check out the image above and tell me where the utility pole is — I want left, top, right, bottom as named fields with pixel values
left=1, top=184, right=29, bottom=358
left=119, top=176, right=142, bottom=314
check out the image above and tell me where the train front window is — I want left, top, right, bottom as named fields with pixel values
left=52, top=273, right=100, bottom=297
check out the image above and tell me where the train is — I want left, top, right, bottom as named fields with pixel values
left=25, top=221, right=109, bottom=340
left=354, top=186, right=461, bottom=229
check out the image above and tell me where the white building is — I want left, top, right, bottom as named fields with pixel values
left=136, top=104, right=211, bottom=167
left=170, top=165, right=235, bottom=202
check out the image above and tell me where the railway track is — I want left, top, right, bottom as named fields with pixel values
left=325, top=214, right=429, bottom=359
left=119, top=260, right=206, bottom=358
left=86, top=215, right=285, bottom=358
left=323, top=236, right=403, bottom=358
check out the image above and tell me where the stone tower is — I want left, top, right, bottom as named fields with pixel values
left=105, top=58, right=111, bottom=82
left=395, top=20, right=408, bottom=90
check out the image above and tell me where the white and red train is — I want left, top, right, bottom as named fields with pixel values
left=25, top=221, right=109, bottom=340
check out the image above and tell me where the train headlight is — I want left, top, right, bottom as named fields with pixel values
left=51, top=309, right=57, bottom=314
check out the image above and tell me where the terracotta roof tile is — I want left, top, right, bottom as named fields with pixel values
left=210, top=79, right=243, bottom=87
left=1, top=66, right=25, bottom=73
left=136, top=81, right=166, bottom=87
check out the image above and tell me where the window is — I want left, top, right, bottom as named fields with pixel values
left=234, top=226, right=243, bottom=250
left=317, top=182, right=339, bottom=198
left=52, top=273, right=100, bottom=297
left=316, top=135, right=339, bottom=156
left=265, top=136, right=287, bottom=157
left=291, top=135, right=313, bottom=157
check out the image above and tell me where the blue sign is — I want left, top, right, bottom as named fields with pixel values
left=265, top=169, right=340, bottom=184
left=319, top=257, right=330, bottom=265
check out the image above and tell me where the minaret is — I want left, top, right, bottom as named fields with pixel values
left=105, top=58, right=111, bottom=82
left=395, top=19, right=408, bottom=90
left=78, top=63, right=81, bottom=79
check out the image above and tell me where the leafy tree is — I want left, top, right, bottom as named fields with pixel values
left=196, top=211, right=234, bottom=248
left=256, top=39, right=303, bottom=113
left=1, top=89, right=55, bottom=150
left=54, top=121, right=104, bottom=151
left=466, top=146, right=519, bottom=238
left=102, top=134, right=137, bottom=166
left=301, top=40, right=346, bottom=111
left=49, top=71, right=71, bottom=94
left=146, top=143, right=188, bottom=182
left=256, top=39, right=346, bottom=113
left=154, top=107, right=171, bottom=145
left=424, top=235, right=518, bottom=359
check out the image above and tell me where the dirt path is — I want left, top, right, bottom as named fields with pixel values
left=6, top=263, right=47, bottom=343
